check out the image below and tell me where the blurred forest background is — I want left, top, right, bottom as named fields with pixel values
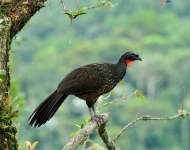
left=10, top=0, right=190, bottom=149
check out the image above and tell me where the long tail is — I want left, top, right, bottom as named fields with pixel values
left=28, top=90, right=68, bottom=127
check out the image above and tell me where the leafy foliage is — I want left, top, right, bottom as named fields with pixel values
left=0, top=69, right=6, bottom=83
left=64, top=8, right=87, bottom=20
left=135, top=90, right=145, bottom=100
left=70, top=118, right=90, bottom=136
left=0, top=95, right=19, bottom=119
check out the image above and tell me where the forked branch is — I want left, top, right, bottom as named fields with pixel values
left=62, top=113, right=110, bottom=150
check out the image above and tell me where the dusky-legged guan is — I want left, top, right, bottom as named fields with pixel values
left=28, top=51, right=142, bottom=127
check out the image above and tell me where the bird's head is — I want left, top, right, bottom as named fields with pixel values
left=120, top=51, right=142, bottom=67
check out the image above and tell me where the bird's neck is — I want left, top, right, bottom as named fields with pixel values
left=117, top=56, right=127, bottom=68
left=115, top=59, right=127, bottom=76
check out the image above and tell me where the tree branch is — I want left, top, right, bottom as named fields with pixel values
left=113, top=111, right=190, bottom=143
left=62, top=113, right=110, bottom=150
left=85, top=0, right=111, bottom=10
left=97, top=90, right=137, bottom=110
left=142, top=111, right=190, bottom=121
left=98, top=122, right=116, bottom=150
left=112, top=115, right=150, bottom=143
left=1, top=0, right=45, bottom=38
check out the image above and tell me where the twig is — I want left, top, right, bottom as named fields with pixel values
left=113, top=112, right=190, bottom=143
left=62, top=113, right=110, bottom=150
left=101, top=92, right=111, bottom=100
left=61, top=0, right=112, bottom=14
left=85, top=0, right=110, bottom=10
left=142, top=112, right=190, bottom=121
left=182, top=87, right=186, bottom=111
left=97, top=90, right=137, bottom=110
left=112, top=115, right=150, bottom=143
left=60, top=0, right=67, bottom=13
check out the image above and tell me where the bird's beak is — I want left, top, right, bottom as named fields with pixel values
left=135, top=56, right=142, bottom=61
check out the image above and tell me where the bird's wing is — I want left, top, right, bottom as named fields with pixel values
left=57, top=63, right=111, bottom=95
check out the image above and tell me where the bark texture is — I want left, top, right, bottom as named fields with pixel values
left=0, top=16, right=17, bottom=150
left=63, top=113, right=111, bottom=150
left=0, top=1, right=46, bottom=149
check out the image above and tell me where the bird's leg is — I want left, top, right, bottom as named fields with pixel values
left=89, top=107, right=100, bottom=125
left=91, top=105, right=105, bottom=126
left=92, top=105, right=97, bottom=116
left=89, top=107, right=93, bottom=119
left=89, top=107, right=103, bottom=125
left=87, top=101, right=105, bottom=126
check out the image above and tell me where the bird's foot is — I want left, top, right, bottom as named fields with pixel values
left=91, top=115, right=105, bottom=126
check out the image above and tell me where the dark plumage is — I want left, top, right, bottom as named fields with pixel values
left=28, top=51, right=142, bottom=127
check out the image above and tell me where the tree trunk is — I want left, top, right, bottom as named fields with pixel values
left=0, top=14, right=17, bottom=150
left=0, top=1, right=46, bottom=149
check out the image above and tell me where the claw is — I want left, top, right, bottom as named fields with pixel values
left=91, top=115, right=105, bottom=126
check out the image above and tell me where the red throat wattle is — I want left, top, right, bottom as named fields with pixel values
left=126, top=60, right=134, bottom=67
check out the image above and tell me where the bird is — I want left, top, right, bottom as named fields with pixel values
left=28, top=51, right=142, bottom=127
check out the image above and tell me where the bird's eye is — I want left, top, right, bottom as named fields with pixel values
left=131, top=54, right=136, bottom=57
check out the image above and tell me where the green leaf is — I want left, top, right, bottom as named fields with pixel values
left=70, top=130, right=79, bottom=136
left=70, top=118, right=90, bottom=136
left=10, top=110, right=19, bottom=118
left=64, top=9, right=87, bottom=20
left=82, top=118, right=89, bottom=125
left=0, top=69, right=6, bottom=81
left=2, top=96, right=20, bottom=119
left=135, top=91, right=145, bottom=99
left=81, top=123, right=84, bottom=128
left=64, top=12, right=74, bottom=19
left=11, top=104, right=18, bottom=113
left=9, top=96, right=18, bottom=105
left=77, top=7, right=88, bottom=13
left=118, top=81, right=125, bottom=86
left=0, top=69, right=6, bottom=75
left=74, top=124, right=81, bottom=128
